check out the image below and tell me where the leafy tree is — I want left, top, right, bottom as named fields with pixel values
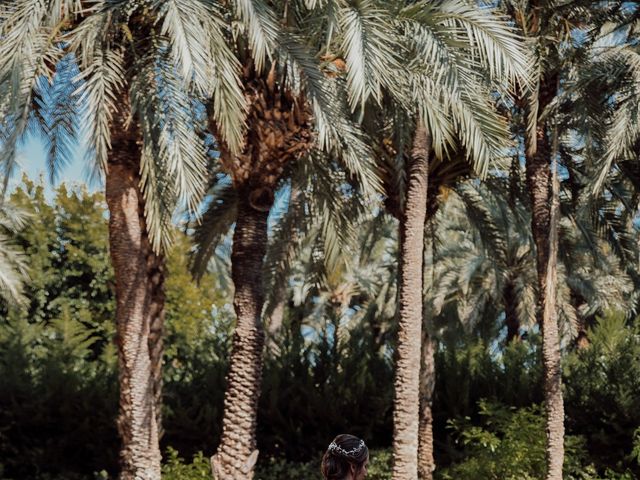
left=564, top=312, right=640, bottom=474
left=10, top=177, right=114, bottom=343
left=0, top=180, right=117, bottom=478
left=0, top=179, right=235, bottom=479
left=162, top=232, right=234, bottom=459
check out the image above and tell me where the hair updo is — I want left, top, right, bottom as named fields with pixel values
left=321, top=434, right=369, bottom=480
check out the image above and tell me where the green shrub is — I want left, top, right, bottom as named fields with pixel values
left=255, top=457, right=320, bottom=480
left=255, top=449, right=392, bottom=480
left=161, top=450, right=322, bottom=480
left=437, top=400, right=636, bottom=480
left=162, top=448, right=211, bottom=480
left=564, top=313, right=640, bottom=473
left=160, top=449, right=393, bottom=480
left=366, top=449, right=392, bottom=480
left=439, top=401, right=556, bottom=480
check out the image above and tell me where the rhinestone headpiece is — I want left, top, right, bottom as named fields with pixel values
left=327, top=439, right=366, bottom=458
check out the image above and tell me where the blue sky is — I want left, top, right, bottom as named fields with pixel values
left=14, top=132, right=291, bottom=231
left=14, top=132, right=95, bottom=199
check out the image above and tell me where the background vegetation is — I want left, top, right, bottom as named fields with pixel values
left=0, top=178, right=638, bottom=479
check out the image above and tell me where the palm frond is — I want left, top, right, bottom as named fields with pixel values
left=338, top=0, right=402, bottom=110
left=73, top=46, right=125, bottom=180
left=230, top=0, right=279, bottom=71
left=263, top=184, right=306, bottom=319
left=131, top=46, right=209, bottom=252
left=278, top=33, right=382, bottom=196
left=0, top=197, right=29, bottom=305
left=0, top=0, right=68, bottom=189
left=454, top=182, right=506, bottom=255
left=191, top=179, right=238, bottom=279
left=34, top=55, right=81, bottom=183
left=448, top=70, right=511, bottom=176
left=154, top=0, right=216, bottom=96
left=206, top=5, right=247, bottom=154
left=595, top=96, right=640, bottom=194
left=398, top=2, right=518, bottom=169
left=153, top=0, right=249, bottom=154
left=434, top=0, right=531, bottom=85
left=0, top=236, right=28, bottom=306
left=411, top=74, right=456, bottom=161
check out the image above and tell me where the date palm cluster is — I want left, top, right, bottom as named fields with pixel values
left=1, top=1, right=639, bottom=480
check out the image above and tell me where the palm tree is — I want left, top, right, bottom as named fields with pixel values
left=0, top=2, right=237, bottom=477
left=503, top=2, right=626, bottom=475
left=427, top=179, right=537, bottom=342
left=504, top=4, right=564, bottom=476
left=576, top=23, right=640, bottom=324
left=189, top=3, right=381, bottom=477
left=382, top=142, right=472, bottom=477
left=426, top=178, right=633, bottom=345
left=349, top=3, right=530, bottom=477
left=393, top=119, right=430, bottom=480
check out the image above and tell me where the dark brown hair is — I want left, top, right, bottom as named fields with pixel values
left=321, top=434, right=369, bottom=480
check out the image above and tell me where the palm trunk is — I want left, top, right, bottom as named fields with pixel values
left=571, top=292, right=589, bottom=350
left=266, top=296, right=285, bottom=353
left=330, top=303, right=341, bottom=367
left=525, top=76, right=564, bottom=480
left=417, top=331, right=435, bottom=480
left=211, top=193, right=269, bottom=480
left=106, top=114, right=163, bottom=480
left=504, top=280, right=520, bottom=343
left=393, top=121, right=430, bottom=480
left=418, top=178, right=436, bottom=480
left=148, top=253, right=166, bottom=440
left=265, top=186, right=300, bottom=353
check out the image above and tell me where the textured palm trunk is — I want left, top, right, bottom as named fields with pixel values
left=211, top=193, right=269, bottom=480
left=525, top=76, right=564, bottom=480
left=418, top=180, right=437, bottom=480
left=208, top=68, right=311, bottom=479
left=329, top=303, right=341, bottom=367
left=393, top=121, right=430, bottom=480
left=575, top=321, right=589, bottom=350
left=571, top=293, right=590, bottom=350
left=417, top=330, right=435, bottom=480
left=265, top=186, right=301, bottom=353
left=106, top=115, right=163, bottom=480
left=265, top=297, right=285, bottom=353
left=148, top=254, right=166, bottom=440
left=504, top=280, right=520, bottom=343
left=543, top=131, right=564, bottom=480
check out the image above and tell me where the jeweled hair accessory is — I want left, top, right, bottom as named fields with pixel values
left=327, top=439, right=366, bottom=458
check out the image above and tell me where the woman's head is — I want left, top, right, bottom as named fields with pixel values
left=321, top=434, right=369, bottom=480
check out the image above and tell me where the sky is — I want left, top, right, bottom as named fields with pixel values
left=13, top=130, right=291, bottom=232
left=14, top=132, right=96, bottom=199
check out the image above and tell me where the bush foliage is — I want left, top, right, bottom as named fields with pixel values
left=1, top=180, right=639, bottom=479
